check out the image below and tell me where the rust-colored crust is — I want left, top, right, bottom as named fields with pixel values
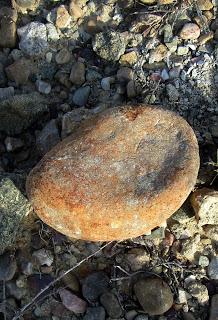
left=26, top=105, right=200, bottom=241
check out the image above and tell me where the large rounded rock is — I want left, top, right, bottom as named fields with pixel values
left=134, top=277, right=173, bottom=315
left=26, top=105, right=199, bottom=241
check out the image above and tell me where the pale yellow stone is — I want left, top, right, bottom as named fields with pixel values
left=119, top=51, right=138, bottom=66
left=140, top=0, right=157, bottom=4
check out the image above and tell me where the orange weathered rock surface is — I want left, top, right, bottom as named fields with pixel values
left=26, top=105, right=200, bottom=241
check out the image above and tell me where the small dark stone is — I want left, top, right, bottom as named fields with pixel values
left=0, top=93, right=48, bottom=135
left=100, top=292, right=122, bottom=318
left=27, top=274, right=54, bottom=297
left=134, top=277, right=174, bottom=316
left=72, top=86, right=90, bottom=107
left=82, top=272, right=110, bottom=302
left=6, top=281, right=26, bottom=300
left=36, top=119, right=60, bottom=156
left=0, top=252, right=17, bottom=281
left=83, top=306, right=106, bottom=320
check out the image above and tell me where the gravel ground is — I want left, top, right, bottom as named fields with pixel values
left=0, top=0, right=218, bottom=319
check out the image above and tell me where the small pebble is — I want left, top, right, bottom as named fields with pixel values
left=208, top=256, right=218, bottom=280
left=36, top=80, right=51, bottom=94
left=32, top=248, right=54, bottom=267
left=72, top=86, right=90, bottom=106
left=198, top=255, right=210, bottom=267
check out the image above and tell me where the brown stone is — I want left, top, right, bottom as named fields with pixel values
left=70, top=62, right=86, bottom=86
left=0, top=7, right=17, bottom=48
left=119, top=51, right=138, bottom=66
left=180, top=23, right=201, bottom=40
left=197, top=0, right=213, bottom=11
left=134, top=277, right=174, bottom=315
left=6, top=58, right=31, bottom=85
left=56, top=5, right=71, bottom=29
left=69, top=0, right=84, bottom=19
left=26, top=105, right=199, bottom=241
left=149, top=44, right=168, bottom=63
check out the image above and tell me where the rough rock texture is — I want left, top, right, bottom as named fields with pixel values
left=210, top=294, right=218, bottom=320
left=0, top=176, right=32, bottom=254
left=26, top=105, right=199, bottom=241
left=0, top=93, right=48, bottom=135
left=0, top=7, right=17, bottom=48
left=191, top=188, right=218, bottom=226
left=134, top=277, right=174, bottom=315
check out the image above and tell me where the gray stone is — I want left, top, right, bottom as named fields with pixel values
left=61, top=108, right=91, bottom=138
left=161, top=69, right=169, bottom=81
left=125, top=310, right=137, bottom=320
left=36, top=119, right=60, bottom=156
left=182, top=312, right=196, bottom=320
left=180, top=234, right=201, bottom=261
left=0, top=93, right=48, bottom=135
left=9, top=49, right=23, bottom=61
left=208, top=257, right=218, bottom=280
left=203, top=225, right=218, bottom=241
left=32, top=248, right=54, bottom=266
left=134, top=316, right=149, bottom=320
left=46, top=23, right=59, bottom=41
left=187, top=282, right=209, bottom=305
left=171, top=201, right=194, bottom=224
left=36, top=80, right=51, bottom=94
left=101, top=77, right=114, bottom=91
left=0, top=177, right=32, bottom=254
left=82, top=272, right=110, bottom=302
left=6, top=281, right=27, bottom=300
left=5, top=137, right=24, bottom=152
left=59, top=288, right=87, bottom=314
left=0, top=87, right=14, bottom=102
left=83, top=306, right=106, bottom=320
left=0, top=63, right=6, bottom=86
left=134, top=278, right=173, bottom=316
left=191, top=189, right=218, bottom=226
left=72, top=86, right=90, bottom=106
left=93, top=31, right=127, bottom=61
left=209, top=294, right=218, bottom=320
left=177, top=46, right=189, bottom=56
left=169, top=67, right=181, bottom=79
left=145, top=226, right=165, bottom=239
left=100, top=292, right=122, bottom=318
left=0, top=252, right=17, bottom=281
left=55, top=48, right=71, bottom=64
left=86, top=69, right=102, bottom=82
left=163, top=24, right=173, bottom=43
left=166, top=84, right=180, bottom=101
left=18, top=22, right=48, bottom=57
left=198, top=256, right=210, bottom=267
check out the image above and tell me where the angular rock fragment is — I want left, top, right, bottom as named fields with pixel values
left=26, top=105, right=199, bottom=241
left=93, top=31, right=127, bottom=61
left=209, top=294, right=218, bottom=320
left=18, top=22, right=48, bottom=57
left=0, top=7, right=17, bottom=48
left=59, top=288, right=87, bottom=313
left=0, top=93, right=48, bottom=135
left=0, top=176, right=32, bottom=254
left=191, top=188, right=218, bottom=226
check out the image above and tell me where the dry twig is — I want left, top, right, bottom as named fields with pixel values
left=12, top=241, right=113, bottom=320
